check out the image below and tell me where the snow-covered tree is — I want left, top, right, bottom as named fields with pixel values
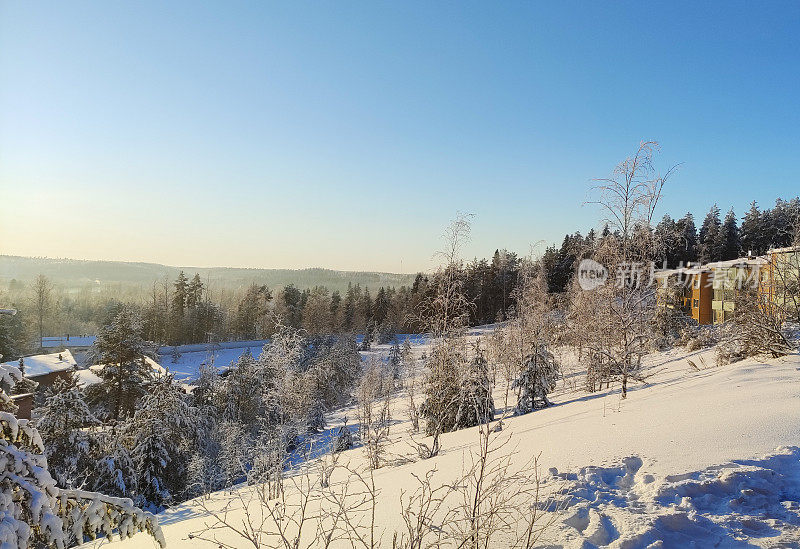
left=454, top=345, right=495, bottom=428
left=511, top=348, right=559, bottom=413
left=0, top=361, right=164, bottom=548
left=91, top=430, right=136, bottom=499
left=34, top=377, right=99, bottom=489
left=388, top=340, right=402, bottom=380
left=419, top=214, right=475, bottom=456
left=127, top=375, right=197, bottom=509
left=89, top=307, right=156, bottom=420
left=218, top=419, right=249, bottom=487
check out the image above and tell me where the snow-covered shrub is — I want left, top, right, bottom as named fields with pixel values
left=727, top=290, right=794, bottom=359
left=678, top=324, right=719, bottom=351
left=0, top=362, right=164, bottom=548
left=356, top=358, right=391, bottom=469
left=512, top=345, right=560, bottom=414
left=333, top=422, right=354, bottom=453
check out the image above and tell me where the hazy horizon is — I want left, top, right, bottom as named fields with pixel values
left=0, top=252, right=414, bottom=275
left=2, top=2, right=798, bottom=271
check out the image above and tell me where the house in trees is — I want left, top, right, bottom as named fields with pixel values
left=760, top=246, right=800, bottom=320
left=707, top=257, right=767, bottom=324
left=0, top=350, right=79, bottom=418
left=1, top=350, right=78, bottom=390
left=655, top=265, right=713, bottom=325
left=657, top=250, right=800, bottom=325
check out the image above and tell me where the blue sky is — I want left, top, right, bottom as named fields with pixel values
left=1, top=1, right=798, bottom=272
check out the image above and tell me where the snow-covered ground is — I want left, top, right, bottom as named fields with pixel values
left=92, top=329, right=800, bottom=548
left=160, top=333, right=431, bottom=381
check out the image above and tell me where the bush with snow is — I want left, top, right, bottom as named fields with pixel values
left=0, top=362, right=164, bottom=548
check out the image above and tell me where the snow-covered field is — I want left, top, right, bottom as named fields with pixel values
left=92, top=329, right=800, bottom=548
left=159, top=334, right=431, bottom=381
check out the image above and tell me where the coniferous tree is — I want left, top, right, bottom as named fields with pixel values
left=89, top=307, right=155, bottom=420
left=740, top=201, right=763, bottom=255
left=674, top=212, right=698, bottom=265
left=35, top=374, right=100, bottom=489
left=654, top=214, right=678, bottom=267
left=454, top=345, right=495, bottom=428
left=234, top=283, right=272, bottom=340
left=170, top=271, right=189, bottom=342
left=128, top=375, right=197, bottom=509
left=720, top=208, right=741, bottom=260
left=698, top=204, right=722, bottom=263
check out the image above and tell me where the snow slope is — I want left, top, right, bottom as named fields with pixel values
left=91, top=337, right=800, bottom=548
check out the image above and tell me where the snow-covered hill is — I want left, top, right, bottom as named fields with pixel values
left=92, top=336, right=800, bottom=548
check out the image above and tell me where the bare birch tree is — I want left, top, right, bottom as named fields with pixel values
left=579, top=141, right=678, bottom=397
left=30, top=274, right=53, bottom=349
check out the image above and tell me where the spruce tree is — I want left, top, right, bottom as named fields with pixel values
left=34, top=375, right=100, bottom=489
left=512, top=347, right=559, bottom=413
left=698, top=204, right=722, bottom=263
left=740, top=201, right=763, bottom=255
left=720, top=208, right=741, bottom=260
left=128, top=375, right=197, bottom=509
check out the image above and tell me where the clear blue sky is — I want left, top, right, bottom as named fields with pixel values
left=1, top=1, right=798, bottom=272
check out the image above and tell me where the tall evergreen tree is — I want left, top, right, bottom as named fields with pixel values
left=720, top=208, right=741, bottom=260
left=89, top=307, right=155, bottom=420
left=698, top=204, right=722, bottom=263
left=740, top=201, right=763, bottom=255
left=674, top=213, right=698, bottom=265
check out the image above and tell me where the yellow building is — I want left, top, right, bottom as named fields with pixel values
left=706, top=257, right=766, bottom=324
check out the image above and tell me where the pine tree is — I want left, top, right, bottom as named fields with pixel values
left=89, top=307, right=156, bottom=420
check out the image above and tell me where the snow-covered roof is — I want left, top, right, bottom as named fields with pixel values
left=656, top=256, right=767, bottom=277
left=77, top=356, right=168, bottom=387
left=1, top=350, right=77, bottom=378
left=75, top=368, right=103, bottom=387
left=705, top=257, right=767, bottom=269
left=766, top=245, right=800, bottom=255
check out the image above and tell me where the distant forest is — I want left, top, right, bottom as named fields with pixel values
left=1, top=196, right=798, bottom=359
left=0, top=256, right=415, bottom=294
